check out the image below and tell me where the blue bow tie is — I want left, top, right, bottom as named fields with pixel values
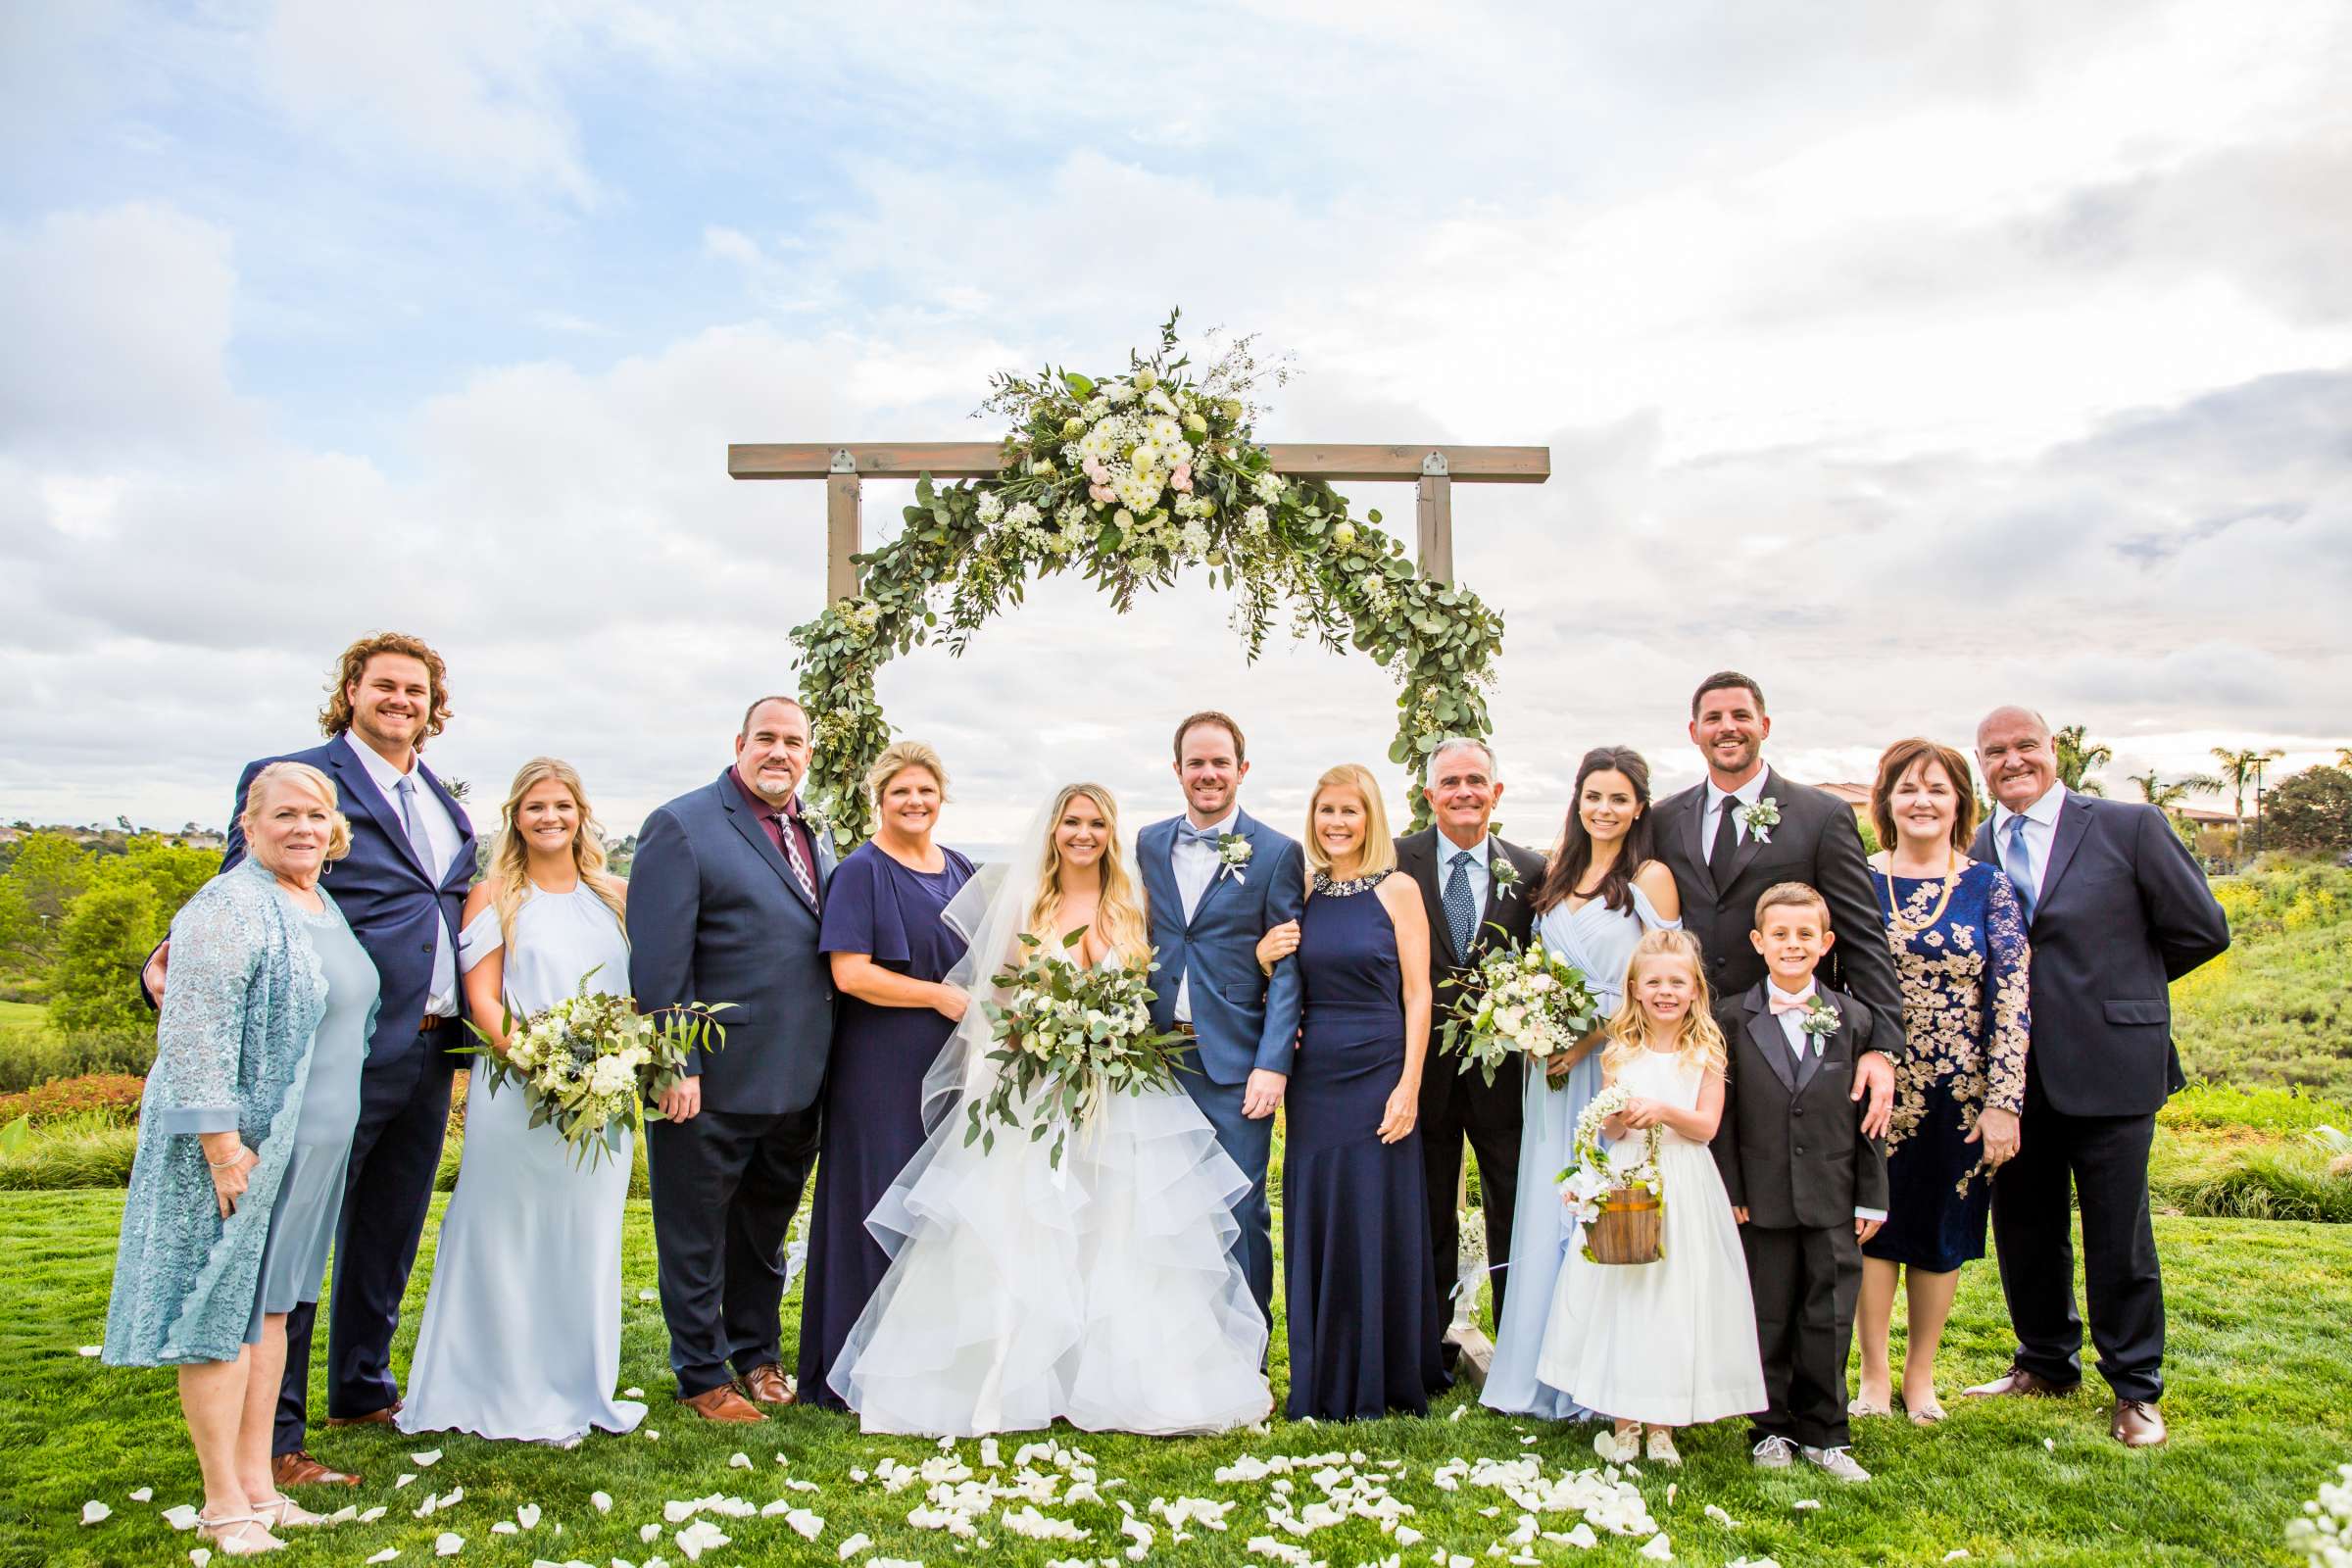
left=1177, top=821, right=1228, bottom=847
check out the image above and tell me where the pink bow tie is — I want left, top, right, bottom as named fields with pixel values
left=1769, top=992, right=1816, bottom=1016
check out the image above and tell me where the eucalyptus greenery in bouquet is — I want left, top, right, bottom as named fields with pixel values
left=1437, top=937, right=1601, bottom=1087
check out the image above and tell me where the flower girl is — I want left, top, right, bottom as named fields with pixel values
left=1537, top=928, right=1764, bottom=1464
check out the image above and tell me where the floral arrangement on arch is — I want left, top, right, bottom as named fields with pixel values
left=791, top=311, right=1506, bottom=844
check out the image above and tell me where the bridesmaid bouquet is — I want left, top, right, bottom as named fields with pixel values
left=461, top=968, right=732, bottom=1170
left=1437, top=939, right=1601, bottom=1087
left=965, top=929, right=1194, bottom=1169
left=1558, top=1086, right=1665, bottom=1264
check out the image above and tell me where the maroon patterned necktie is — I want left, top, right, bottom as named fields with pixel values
left=777, top=803, right=820, bottom=908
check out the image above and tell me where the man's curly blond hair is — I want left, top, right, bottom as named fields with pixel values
left=318, top=631, right=454, bottom=750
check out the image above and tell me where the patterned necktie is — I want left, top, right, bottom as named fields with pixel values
left=777, top=804, right=820, bottom=907
left=1708, top=793, right=1741, bottom=885
left=2003, top=814, right=2037, bottom=922
left=1445, top=849, right=1479, bottom=958
left=393, top=775, right=438, bottom=878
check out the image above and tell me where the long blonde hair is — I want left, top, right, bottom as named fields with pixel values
left=1601, top=928, right=1728, bottom=1081
left=1026, top=783, right=1150, bottom=967
left=488, top=757, right=628, bottom=946
left=1303, top=763, right=1398, bottom=885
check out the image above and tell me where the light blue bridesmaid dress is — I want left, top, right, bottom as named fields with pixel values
left=1482, top=880, right=1677, bottom=1419
left=396, top=883, right=647, bottom=1443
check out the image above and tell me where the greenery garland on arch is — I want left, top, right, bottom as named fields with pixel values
left=790, top=313, right=1505, bottom=845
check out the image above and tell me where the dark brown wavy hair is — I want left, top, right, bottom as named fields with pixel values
left=1531, top=746, right=1657, bottom=916
left=317, top=631, right=454, bottom=750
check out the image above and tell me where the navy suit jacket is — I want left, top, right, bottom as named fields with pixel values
left=1138, top=809, right=1306, bottom=1085
left=1970, top=792, right=2229, bottom=1117
left=217, top=733, right=476, bottom=1068
left=626, top=769, right=838, bottom=1118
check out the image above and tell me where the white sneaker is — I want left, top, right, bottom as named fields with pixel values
left=1803, top=1445, right=1872, bottom=1483
left=1751, top=1435, right=1796, bottom=1469
left=1644, top=1427, right=1682, bottom=1467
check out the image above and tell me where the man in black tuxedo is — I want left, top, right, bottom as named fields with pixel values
left=1394, top=737, right=1549, bottom=1372
left=629, top=696, right=839, bottom=1424
left=1960, top=707, right=2229, bottom=1448
left=1655, top=671, right=1897, bottom=1135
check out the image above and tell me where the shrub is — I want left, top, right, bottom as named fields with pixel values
left=2266, top=766, right=2352, bottom=857
left=2163, top=1079, right=2352, bottom=1134
left=0, top=1111, right=140, bottom=1191
left=0, top=1028, right=156, bottom=1093
left=46, top=883, right=160, bottom=1038
left=0, top=1073, right=145, bottom=1124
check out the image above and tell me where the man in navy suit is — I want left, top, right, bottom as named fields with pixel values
left=145, top=633, right=473, bottom=1488
left=1137, top=711, right=1305, bottom=1328
left=628, top=696, right=837, bottom=1423
left=1959, top=706, right=2230, bottom=1448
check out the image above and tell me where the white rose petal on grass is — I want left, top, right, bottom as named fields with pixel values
left=646, top=1429, right=660, bottom=1441
left=128, top=1488, right=154, bottom=1502
left=434, top=1533, right=464, bottom=1557
left=1704, top=1503, right=1740, bottom=1530
left=163, top=1504, right=201, bottom=1531
left=365, top=1551, right=400, bottom=1566
left=837, top=1532, right=873, bottom=1558
left=1792, top=1498, right=1823, bottom=1511
left=410, top=1448, right=443, bottom=1467
left=641, top=1522, right=663, bottom=1544
left=77, top=1345, right=101, bottom=1356
left=785, top=1507, right=826, bottom=1540
left=325, top=1506, right=358, bottom=1525
left=729, top=1451, right=753, bottom=1469
left=189, top=1550, right=212, bottom=1568
left=359, top=1506, right=387, bottom=1523
left=1565, top=1523, right=1598, bottom=1548
left=2044, top=1438, right=2057, bottom=1451
left=514, top=1503, right=541, bottom=1530
left=397, top=1474, right=417, bottom=1490
left=81, top=1501, right=112, bottom=1525
left=591, top=1492, right=612, bottom=1514
left=675, top=1519, right=732, bottom=1561
left=1640, top=1533, right=1674, bottom=1561
left=624, top=1387, right=644, bottom=1398
left=1944, top=1553, right=1971, bottom=1562
left=638, top=1289, right=660, bottom=1301
left=492, top=1522, right=518, bottom=1536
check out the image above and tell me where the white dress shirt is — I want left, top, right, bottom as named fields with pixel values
left=1435, top=828, right=1493, bottom=916
left=1766, top=978, right=1886, bottom=1224
left=1988, top=780, right=2067, bottom=906
left=353, top=740, right=463, bottom=1018
left=1702, top=770, right=1772, bottom=852
left=1170, top=807, right=1240, bottom=1025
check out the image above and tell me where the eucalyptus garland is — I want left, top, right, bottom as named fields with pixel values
left=791, top=313, right=1505, bottom=845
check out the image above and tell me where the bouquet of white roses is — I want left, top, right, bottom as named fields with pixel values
left=462, top=966, right=731, bottom=1170
left=965, top=928, right=1194, bottom=1169
left=1437, top=938, right=1601, bottom=1087
left=1556, top=1084, right=1666, bottom=1264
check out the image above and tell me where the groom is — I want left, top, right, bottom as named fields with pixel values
left=1140, top=710, right=1306, bottom=1328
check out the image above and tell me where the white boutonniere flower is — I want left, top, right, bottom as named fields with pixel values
left=1738, top=795, right=1782, bottom=844
left=1216, top=832, right=1252, bottom=884
left=1489, top=852, right=1522, bottom=901
left=1799, top=995, right=1840, bottom=1054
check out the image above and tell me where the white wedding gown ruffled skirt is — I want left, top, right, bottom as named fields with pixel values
left=829, top=1081, right=1272, bottom=1437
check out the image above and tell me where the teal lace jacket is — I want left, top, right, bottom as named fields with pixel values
left=103, top=858, right=342, bottom=1366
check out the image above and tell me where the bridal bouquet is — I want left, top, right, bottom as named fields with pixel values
left=1437, top=939, right=1601, bottom=1087
left=965, top=929, right=1194, bottom=1169
left=1557, top=1085, right=1665, bottom=1264
left=462, top=968, right=732, bottom=1170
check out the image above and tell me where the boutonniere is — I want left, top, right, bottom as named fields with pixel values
left=1738, top=795, right=1781, bottom=844
left=1215, top=832, right=1253, bottom=884
left=440, top=776, right=470, bottom=803
left=1489, top=852, right=1522, bottom=901
left=799, top=803, right=835, bottom=847
left=1799, top=995, right=1840, bottom=1054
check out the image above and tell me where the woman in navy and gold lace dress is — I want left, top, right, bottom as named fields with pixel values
left=1852, top=737, right=2030, bottom=1424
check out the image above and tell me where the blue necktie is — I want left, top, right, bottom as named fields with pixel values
left=394, top=775, right=438, bottom=878
left=2003, top=814, right=2037, bottom=922
left=1445, top=849, right=1479, bottom=958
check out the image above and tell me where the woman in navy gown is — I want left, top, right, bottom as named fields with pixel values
left=796, top=742, right=975, bottom=1407
left=1854, top=737, right=2030, bottom=1424
left=1257, top=762, right=1446, bottom=1419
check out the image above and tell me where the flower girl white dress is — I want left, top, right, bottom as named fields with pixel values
left=1536, top=1046, right=1765, bottom=1426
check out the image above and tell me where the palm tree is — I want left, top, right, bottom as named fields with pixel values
left=2052, top=725, right=2112, bottom=796
left=2128, top=770, right=2222, bottom=810
left=2211, top=746, right=2284, bottom=857
left=2337, top=747, right=2352, bottom=768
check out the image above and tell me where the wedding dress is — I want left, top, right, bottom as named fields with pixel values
left=827, top=849, right=1272, bottom=1437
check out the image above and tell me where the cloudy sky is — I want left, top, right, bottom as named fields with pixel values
left=5, top=1, right=2348, bottom=856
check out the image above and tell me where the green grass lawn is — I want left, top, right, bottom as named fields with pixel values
left=0, top=999, right=47, bottom=1043
left=4, top=1193, right=2346, bottom=1568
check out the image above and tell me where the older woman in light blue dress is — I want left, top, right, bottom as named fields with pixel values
left=1484, top=747, right=1680, bottom=1420
left=398, top=759, right=646, bottom=1445
left=105, top=762, right=377, bottom=1557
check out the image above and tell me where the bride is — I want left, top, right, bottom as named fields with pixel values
left=827, top=782, right=1272, bottom=1436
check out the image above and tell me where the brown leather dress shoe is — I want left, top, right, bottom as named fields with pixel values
left=740, top=1363, right=797, bottom=1406
left=1961, top=1365, right=2080, bottom=1399
left=325, top=1399, right=403, bottom=1427
left=2111, top=1399, right=2168, bottom=1447
left=271, top=1449, right=361, bottom=1488
left=679, top=1384, right=766, bottom=1423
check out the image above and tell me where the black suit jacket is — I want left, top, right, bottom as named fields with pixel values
left=1397, top=829, right=1550, bottom=1088
left=1710, top=981, right=1888, bottom=1230
left=1969, top=792, right=2229, bottom=1117
left=1657, top=768, right=1906, bottom=1060
left=626, top=769, right=838, bottom=1118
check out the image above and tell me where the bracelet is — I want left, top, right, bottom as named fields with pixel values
left=205, top=1150, right=246, bottom=1170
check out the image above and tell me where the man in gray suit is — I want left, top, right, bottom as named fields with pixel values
left=629, top=696, right=838, bottom=1423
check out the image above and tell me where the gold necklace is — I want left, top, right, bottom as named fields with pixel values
left=1880, top=849, right=1962, bottom=938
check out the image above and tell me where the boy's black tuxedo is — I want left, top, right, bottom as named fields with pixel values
left=1712, top=979, right=1888, bottom=1451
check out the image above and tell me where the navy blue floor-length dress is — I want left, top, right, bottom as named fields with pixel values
left=796, top=841, right=973, bottom=1407
left=1283, top=868, right=1446, bottom=1420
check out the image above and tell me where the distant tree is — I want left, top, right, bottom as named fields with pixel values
left=2264, top=766, right=2352, bottom=858
left=0, top=832, right=96, bottom=983
left=2338, top=747, right=2352, bottom=768
left=46, top=881, right=160, bottom=1036
left=2053, top=724, right=2112, bottom=796
left=2128, top=770, right=2221, bottom=847
left=2210, top=747, right=2283, bottom=828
